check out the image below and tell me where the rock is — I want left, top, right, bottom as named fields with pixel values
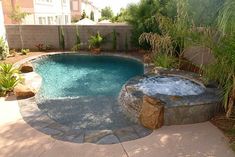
left=13, top=84, right=35, bottom=98
left=20, top=63, right=33, bottom=73
left=139, top=95, right=164, bottom=129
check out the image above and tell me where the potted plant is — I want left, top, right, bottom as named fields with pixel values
left=88, top=32, right=103, bottom=54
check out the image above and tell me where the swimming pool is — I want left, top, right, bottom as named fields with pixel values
left=33, top=54, right=144, bottom=131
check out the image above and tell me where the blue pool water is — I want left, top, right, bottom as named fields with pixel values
left=34, top=54, right=144, bottom=99
left=33, top=54, right=144, bottom=130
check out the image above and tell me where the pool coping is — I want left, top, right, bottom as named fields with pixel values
left=15, top=52, right=153, bottom=145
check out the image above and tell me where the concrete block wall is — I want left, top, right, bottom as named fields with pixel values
left=5, top=24, right=133, bottom=51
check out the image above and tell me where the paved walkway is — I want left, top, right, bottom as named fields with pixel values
left=0, top=96, right=234, bottom=157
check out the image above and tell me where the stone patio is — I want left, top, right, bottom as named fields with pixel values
left=0, top=96, right=235, bottom=157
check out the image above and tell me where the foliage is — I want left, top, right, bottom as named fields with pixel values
left=90, top=11, right=95, bottom=21
left=204, top=34, right=235, bottom=117
left=188, top=0, right=223, bottom=27
left=153, top=53, right=178, bottom=68
left=59, top=26, right=65, bottom=50
left=124, top=0, right=174, bottom=48
left=139, top=0, right=191, bottom=57
left=0, top=63, right=21, bottom=96
left=125, top=33, right=129, bottom=52
left=35, top=44, right=44, bottom=51
left=88, top=32, right=103, bottom=49
left=100, top=6, right=114, bottom=21
left=81, top=10, right=87, bottom=20
left=217, top=0, right=235, bottom=35
left=0, top=37, right=9, bottom=60
left=139, top=32, right=174, bottom=55
left=112, top=30, right=117, bottom=50
left=21, top=49, right=29, bottom=55
left=9, top=5, right=30, bottom=24
left=112, top=8, right=129, bottom=23
left=72, top=27, right=81, bottom=51
left=9, top=49, right=17, bottom=57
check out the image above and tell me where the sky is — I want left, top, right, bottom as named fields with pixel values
left=91, top=0, right=140, bottom=14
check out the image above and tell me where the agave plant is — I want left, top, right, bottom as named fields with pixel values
left=0, top=63, right=21, bottom=96
left=0, top=63, right=20, bottom=76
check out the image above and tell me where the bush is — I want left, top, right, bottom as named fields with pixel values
left=88, top=32, right=103, bottom=49
left=21, top=49, right=30, bottom=55
left=0, top=37, right=9, bottom=60
left=0, top=63, right=21, bottom=96
left=153, top=53, right=178, bottom=68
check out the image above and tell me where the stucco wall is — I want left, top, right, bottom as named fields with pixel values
left=5, top=24, right=132, bottom=51
left=0, top=1, right=6, bottom=39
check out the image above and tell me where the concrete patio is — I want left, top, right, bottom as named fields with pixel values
left=0, top=96, right=234, bottom=157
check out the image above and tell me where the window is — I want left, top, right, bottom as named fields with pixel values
left=65, top=15, right=68, bottom=24
left=47, top=17, right=53, bottom=25
left=38, top=17, right=46, bottom=24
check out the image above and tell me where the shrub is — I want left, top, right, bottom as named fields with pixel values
left=0, top=63, right=21, bottom=96
left=0, top=37, right=9, bottom=60
left=72, top=27, right=81, bottom=52
left=59, top=26, right=65, bottom=50
left=153, top=53, right=178, bottom=68
left=35, top=44, right=44, bottom=51
left=88, top=32, right=103, bottom=49
left=9, top=49, right=17, bottom=57
left=21, top=49, right=30, bottom=55
left=125, top=33, right=129, bottom=52
left=112, top=29, right=117, bottom=50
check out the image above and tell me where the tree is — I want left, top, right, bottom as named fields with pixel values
left=100, top=6, right=114, bottom=20
left=90, top=11, right=95, bottom=21
left=9, top=5, right=30, bottom=24
left=81, top=10, right=87, bottom=20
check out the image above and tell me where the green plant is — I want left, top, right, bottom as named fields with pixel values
left=100, top=6, right=114, bottom=20
left=0, top=63, right=21, bottom=96
left=203, top=34, right=235, bottom=117
left=0, top=37, right=9, bottom=60
left=90, top=11, right=95, bottom=21
left=9, top=49, right=17, bottom=57
left=21, top=49, right=29, bottom=55
left=9, top=5, right=30, bottom=24
left=153, top=53, right=178, bottom=68
left=59, top=26, right=65, bottom=50
left=35, top=44, right=44, bottom=51
left=112, top=29, right=117, bottom=50
left=217, top=0, right=235, bottom=35
left=125, top=33, right=129, bottom=52
left=81, top=10, right=87, bottom=20
left=88, top=32, right=103, bottom=49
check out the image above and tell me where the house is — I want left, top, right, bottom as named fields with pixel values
left=2, top=0, right=71, bottom=25
left=70, top=0, right=101, bottom=22
left=0, top=0, right=6, bottom=39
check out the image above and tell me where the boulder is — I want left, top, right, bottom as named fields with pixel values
left=20, top=63, right=33, bottom=73
left=14, top=84, right=35, bottom=98
left=139, top=95, right=164, bottom=129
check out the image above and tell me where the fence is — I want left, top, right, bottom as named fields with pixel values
left=5, top=24, right=133, bottom=51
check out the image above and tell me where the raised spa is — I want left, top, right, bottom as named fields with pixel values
left=119, top=69, right=221, bottom=125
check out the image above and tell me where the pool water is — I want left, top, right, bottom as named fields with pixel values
left=34, top=54, right=144, bottom=98
left=33, top=54, right=144, bottom=130
left=135, top=76, right=205, bottom=96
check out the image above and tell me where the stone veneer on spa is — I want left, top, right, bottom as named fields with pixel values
left=119, top=68, right=221, bottom=125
